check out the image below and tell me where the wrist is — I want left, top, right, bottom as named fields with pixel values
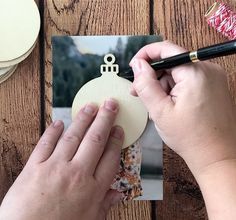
left=180, top=140, right=236, bottom=179
left=193, top=158, right=236, bottom=220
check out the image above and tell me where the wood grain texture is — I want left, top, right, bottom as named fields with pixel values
left=44, top=0, right=152, bottom=219
left=153, top=0, right=236, bottom=219
left=107, top=201, right=152, bottom=220
left=1, top=0, right=235, bottom=218
left=0, top=1, right=41, bottom=201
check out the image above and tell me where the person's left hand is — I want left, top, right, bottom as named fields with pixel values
left=0, top=99, right=124, bottom=220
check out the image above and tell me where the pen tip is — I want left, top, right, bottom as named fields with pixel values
left=118, top=68, right=134, bottom=81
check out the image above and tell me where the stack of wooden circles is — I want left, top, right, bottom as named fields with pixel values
left=0, top=0, right=40, bottom=84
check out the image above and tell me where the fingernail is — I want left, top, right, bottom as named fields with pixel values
left=131, top=58, right=142, bottom=77
left=111, top=193, right=123, bottom=205
left=105, top=99, right=118, bottom=112
left=111, top=126, right=124, bottom=139
left=84, top=103, right=97, bottom=115
left=53, top=120, right=63, bottom=128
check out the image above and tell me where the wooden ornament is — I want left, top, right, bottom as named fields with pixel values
left=0, top=0, right=40, bottom=63
left=72, top=54, right=148, bottom=149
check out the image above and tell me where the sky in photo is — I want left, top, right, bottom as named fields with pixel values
left=72, top=36, right=128, bottom=55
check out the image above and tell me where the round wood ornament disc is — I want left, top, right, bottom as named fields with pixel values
left=0, top=65, right=17, bottom=84
left=0, top=66, right=12, bottom=76
left=0, top=42, right=37, bottom=68
left=0, top=0, right=40, bottom=62
left=72, top=54, right=148, bottom=149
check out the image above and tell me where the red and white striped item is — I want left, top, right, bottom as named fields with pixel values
left=206, top=2, right=236, bottom=40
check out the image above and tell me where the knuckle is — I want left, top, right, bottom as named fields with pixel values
left=98, top=108, right=116, bottom=122
left=76, top=111, right=91, bottom=123
left=70, top=165, right=86, bottom=181
left=143, top=44, right=152, bottom=51
left=39, top=136, right=53, bottom=148
left=163, top=40, right=173, bottom=45
left=66, top=166, right=92, bottom=190
left=141, top=43, right=157, bottom=54
left=63, top=133, right=81, bottom=144
left=87, top=132, right=104, bottom=145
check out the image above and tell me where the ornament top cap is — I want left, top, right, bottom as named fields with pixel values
left=100, top=54, right=119, bottom=75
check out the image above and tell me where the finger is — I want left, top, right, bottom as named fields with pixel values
left=103, top=190, right=123, bottom=213
left=130, top=41, right=191, bottom=85
left=95, top=126, right=124, bottom=191
left=50, top=104, right=98, bottom=161
left=131, top=58, right=174, bottom=121
left=72, top=99, right=119, bottom=174
left=159, top=74, right=175, bottom=94
left=28, top=121, right=64, bottom=164
left=129, top=40, right=187, bottom=63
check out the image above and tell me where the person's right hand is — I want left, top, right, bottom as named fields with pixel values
left=130, top=41, right=236, bottom=176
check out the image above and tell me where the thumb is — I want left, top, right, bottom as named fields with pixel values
left=102, top=190, right=123, bottom=213
left=130, top=58, right=173, bottom=121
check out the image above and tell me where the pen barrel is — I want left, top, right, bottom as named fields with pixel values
left=121, top=40, right=236, bottom=81
left=151, top=52, right=191, bottom=71
left=197, top=40, right=236, bottom=61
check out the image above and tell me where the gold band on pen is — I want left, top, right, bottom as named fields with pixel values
left=189, top=51, right=199, bottom=63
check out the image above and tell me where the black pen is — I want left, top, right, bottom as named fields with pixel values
left=120, top=40, right=236, bottom=80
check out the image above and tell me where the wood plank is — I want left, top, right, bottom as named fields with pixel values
left=44, top=0, right=152, bottom=219
left=107, top=201, right=152, bottom=220
left=153, top=0, right=236, bottom=219
left=0, top=0, right=41, bottom=201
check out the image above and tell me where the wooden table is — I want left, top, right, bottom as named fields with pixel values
left=0, top=0, right=235, bottom=219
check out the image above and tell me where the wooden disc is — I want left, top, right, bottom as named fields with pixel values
left=72, top=74, right=148, bottom=149
left=0, top=66, right=12, bottom=76
left=0, top=0, right=40, bottom=62
left=0, top=65, right=17, bottom=84
left=0, top=42, right=37, bottom=68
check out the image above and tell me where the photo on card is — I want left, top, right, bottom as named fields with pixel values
left=52, top=35, right=163, bottom=200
